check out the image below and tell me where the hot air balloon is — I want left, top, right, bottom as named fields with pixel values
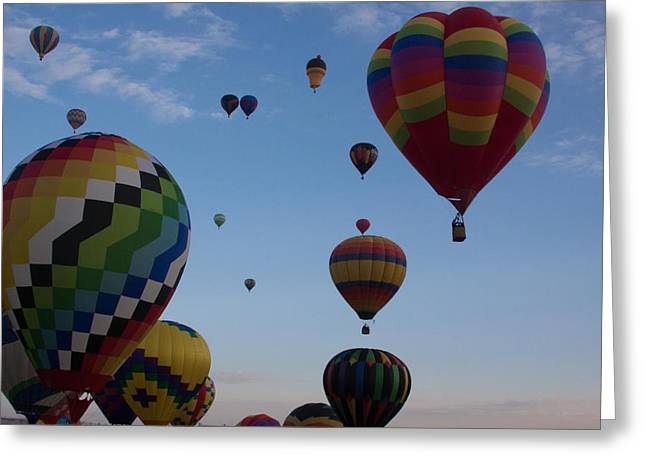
left=221, top=94, right=239, bottom=117
left=323, top=348, right=411, bottom=427
left=2, top=132, right=191, bottom=393
left=355, top=219, right=370, bottom=235
left=66, top=109, right=87, bottom=133
left=29, top=25, right=59, bottom=61
left=349, top=143, right=378, bottom=179
left=367, top=7, right=550, bottom=241
left=2, top=312, right=82, bottom=423
left=36, top=390, right=93, bottom=424
left=111, top=320, right=211, bottom=426
left=92, top=378, right=137, bottom=425
left=283, top=402, right=344, bottom=427
left=172, top=376, right=216, bottom=426
left=306, top=55, right=327, bottom=93
left=213, top=213, right=226, bottom=229
left=240, top=95, right=258, bottom=119
left=329, top=235, right=406, bottom=334
left=237, top=413, right=280, bottom=426
left=244, top=278, right=256, bottom=292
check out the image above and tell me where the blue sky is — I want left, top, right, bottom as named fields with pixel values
left=1, top=1, right=605, bottom=428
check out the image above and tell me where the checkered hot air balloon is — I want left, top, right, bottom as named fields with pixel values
left=92, top=377, right=137, bottom=425
left=323, top=348, right=411, bottom=427
left=2, top=312, right=84, bottom=423
left=283, top=402, right=344, bottom=427
left=112, top=320, right=211, bottom=426
left=29, top=25, right=59, bottom=61
left=66, top=109, right=87, bottom=133
left=2, top=133, right=191, bottom=394
left=171, top=376, right=216, bottom=426
left=329, top=235, right=406, bottom=334
left=367, top=6, right=550, bottom=240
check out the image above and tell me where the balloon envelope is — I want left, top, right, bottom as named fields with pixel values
left=240, top=95, right=258, bottom=118
left=172, top=376, right=216, bottom=426
left=283, top=402, right=343, bottom=427
left=66, top=109, right=87, bottom=132
left=213, top=213, right=226, bottom=228
left=329, top=235, right=406, bottom=321
left=2, top=132, right=191, bottom=393
left=367, top=7, right=550, bottom=214
left=112, top=320, right=211, bottom=426
left=306, top=55, right=327, bottom=91
left=323, top=348, right=411, bottom=427
left=244, top=278, right=256, bottom=291
left=29, top=25, right=59, bottom=60
left=92, top=378, right=137, bottom=425
left=349, top=143, right=378, bottom=178
left=237, top=413, right=280, bottom=426
left=355, top=219, right=370, bottom=235
left=220, top=94, right=239, bottom=117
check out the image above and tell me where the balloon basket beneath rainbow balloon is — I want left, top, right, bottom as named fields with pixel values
left=361, top=324, right=370, bottom=335
left=452, top=214, right=466, bottom=243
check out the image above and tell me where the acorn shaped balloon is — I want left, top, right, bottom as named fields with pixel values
left=306, top=54, right=327, bottom=93
left=329, top=232, right=406, bottom=334
left=112, top=320, right=211, bottom=426
left=323, top=348, right=411, bottom=427
left=2, top=133, right=191, bottom=393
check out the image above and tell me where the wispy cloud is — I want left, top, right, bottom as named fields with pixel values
left=214, top=370, right=269, bottom=384
left=102, top=28, right=120, bottom=39
left=544, top=15, right=604, bottom=76
left=524, top=134, right=603, bottom=174
left=332, top=4, right=404, bottom=38
left=4, top=67, right=54, bottom=102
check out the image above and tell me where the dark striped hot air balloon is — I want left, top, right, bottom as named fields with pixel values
left=220, top=94, right=239, bottom=117
left=244, top=278, right=256, bottom=292
left=329, top=235, right=406, bottom=334
left=240, top=95, right=258, bottom=119
left=237, top=413, right=280, bottom=426
left=367, top=7, right=550, bottom=241
left=66, top=109, right=87, bottom=133
left=349, top=143, right=378, bottom=179
left=323, top=348, right=411, bottom=427
left=283, top=402, right=343, bottom=427
left=29, top=25, right=59, bottom=61
left=355, top=218, right=370, bottom=235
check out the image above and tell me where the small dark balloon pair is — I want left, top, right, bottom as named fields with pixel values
left=220, top=94, right=258, bottom=119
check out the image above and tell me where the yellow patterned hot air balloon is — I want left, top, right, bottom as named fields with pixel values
left=171, top=376, right=215, bottom=426
left=112, top=320, right=210, bottom=425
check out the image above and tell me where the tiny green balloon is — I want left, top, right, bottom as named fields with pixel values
left=213, top=213, right=226, bottom=229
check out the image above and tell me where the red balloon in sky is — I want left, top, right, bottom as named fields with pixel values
left=355, top=219, right=370, bottom=235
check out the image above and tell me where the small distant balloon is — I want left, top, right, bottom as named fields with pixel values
left=213, top=213, right=226, bottom=229
left=30, top=25, right=59, bottom=61
left=220, top=94, right=239, bottom=117
left=244, top=278, right=256, bottom=292
left=355, top=219, right=370, bottom=235
left=66, top=109, right=86, bottom=133
left=306, top=54, right=327, bottom=93
left=350, top=143, right=378, bottom=179
left=240, top=95, right=258, bottom=119
left=237, top=413, right=280, bottom=426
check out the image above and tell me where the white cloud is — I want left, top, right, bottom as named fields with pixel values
left=81, top=68, right=194, bottom=122
left=164, top=3, right=195, bottom=18
left=102, top=28, right=120, bottom=39
left=127, top=31, right=204, bottom=68
left=544, top=14, right=604, bottom=76
left=4, top=67, right=53, bottom=101
left=332, top=4, right=404, bottom=38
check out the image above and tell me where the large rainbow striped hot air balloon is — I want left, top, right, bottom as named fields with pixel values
left=329, top=234, right=406, bottom=334
left=2, top=132, right=191, bottom=393
left=366, top=6, right=550, bottom=241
